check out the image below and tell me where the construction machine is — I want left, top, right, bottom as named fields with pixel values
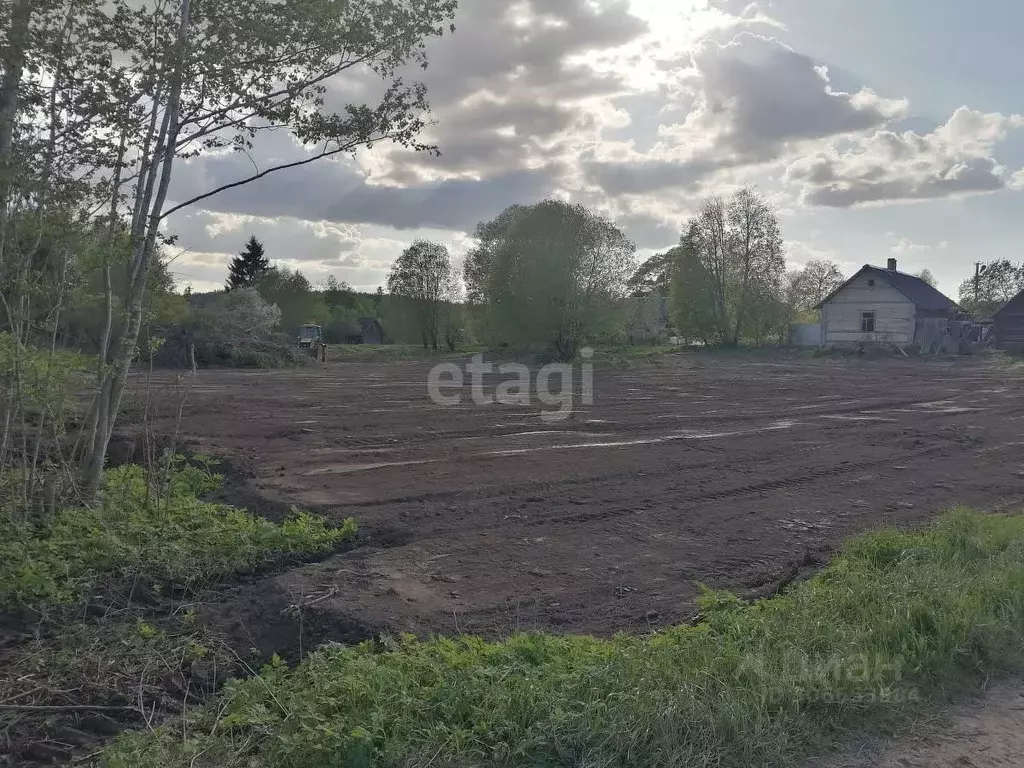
left=298, top=324, right=328, bottom=362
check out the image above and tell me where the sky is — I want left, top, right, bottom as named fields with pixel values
left=165, top=0, right=1024, bottom=299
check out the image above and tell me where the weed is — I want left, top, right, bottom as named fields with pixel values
left=102, top=509, right=1024, bottom=768
left=0, top=611, right=239, bottom=758
left=0, top=460, right=357, bottom=612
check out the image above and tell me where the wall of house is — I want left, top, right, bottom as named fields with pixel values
left=822, top=273, right=916, bottom=345
left=995, top=293, right=1024, bottom=350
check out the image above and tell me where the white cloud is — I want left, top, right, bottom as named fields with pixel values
left=158, top=0, right=1022, bottom=291
left=787, top=107, right=1024, bottom=207
left=891, top=237, right=930, bottom=255
left=784, top=240, right=859, bottom=274
left=581, top=34, right=906, bottom=197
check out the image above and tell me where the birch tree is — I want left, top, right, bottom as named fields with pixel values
left=0, top=0, right=121, bottom=510
left=787, top=260, right=845, bottom=312
left=0, top=0, right=459, bottom=498
left=386, top=239, right=456, bottom=350
left=79, top=0, right=458, bottom=496
left=726, top=187, right=785, bottom=346
left=671, top=188, right=785, bottom=346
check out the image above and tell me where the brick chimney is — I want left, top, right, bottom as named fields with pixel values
left=887, top=258, right=898, bottom=272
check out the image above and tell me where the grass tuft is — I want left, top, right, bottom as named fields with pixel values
left=102, top=509, right=1024, bottom=768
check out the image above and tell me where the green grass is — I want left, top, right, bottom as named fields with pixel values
left=328, top=344, right=686, bottom=366
left=588, top=344, right=686, bottom=367
left=327, top=343, right=489, bottom=362
left=102, top=510, right=1024, bottom=768
left=0, top=459, right=357, bottom=611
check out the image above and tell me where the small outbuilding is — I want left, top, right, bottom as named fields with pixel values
left=816, top=259, right=958, bottom=347
left=346, top=317, right=385, bottom=345
left=993, top=290, right=1024, bottom=351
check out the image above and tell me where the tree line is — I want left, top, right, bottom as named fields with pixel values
left=395, top=188, right=801, bottom=354
left=212, top=189, right=1014, bottom=367
left=384, top=188, right=809, bottom=356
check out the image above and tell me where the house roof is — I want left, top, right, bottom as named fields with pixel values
left=994, top=288, right=1024, bottom=317
left=816, top=265, right=958, bottom=312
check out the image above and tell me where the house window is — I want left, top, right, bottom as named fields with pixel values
left=861, top=311, right=876, bottom=333
left=867, top=279, right=876, bottom=287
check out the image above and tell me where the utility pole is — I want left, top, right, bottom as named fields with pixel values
left=974, top=262, right=987, bottom=306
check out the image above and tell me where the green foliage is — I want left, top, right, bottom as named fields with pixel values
left=255, top=267, right=331, bottom=338
left=0, top=332, right=92, bottom=417
left=386, top=240, right=459, bottom=350
left=787, top=260, right=846, bottom=313
left=103, top=510, right=1024, bottom=768
left=0, top=336, right=92, bottom=518
left=157, top=288, right=306, bottom=369
left=226, top=235, right=272, bottom=291
left=627, top=248, right=676, bottom=297
left=671, top=240, right=721, bottom=344
left=0, top=460, right=357, bottom=611
left=958, top=259, right=1024, bottom=319
left=320, top=277, right=377, bottom=344
left=671, top=189, right=786, bottom=347
left=61, top=230, right=186, bottom=353
left=589, top=344, right=684, bottom=367
left=469, top=200, right=637, bottom=360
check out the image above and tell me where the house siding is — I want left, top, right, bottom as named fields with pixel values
left=994, top=291, right=1024, bottom=351
left=821, top=273, right=916, bottom=345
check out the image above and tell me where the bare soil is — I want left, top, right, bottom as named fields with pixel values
left=814, top=680, right=1024, bottom=767
left=124, top=352, right=1024, bottom=654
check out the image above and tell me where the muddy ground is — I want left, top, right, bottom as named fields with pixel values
left=122, top=352, right=1024, bottom=656
left=815, top=679, right=1024, bottom=767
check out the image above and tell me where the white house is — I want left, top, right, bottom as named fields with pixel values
left=816, top=259, right=958, bottom=346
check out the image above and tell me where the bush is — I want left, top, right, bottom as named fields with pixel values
left=0, top=458, right=357, bottom=611
left=0, top=332, right=92, bottom=421
left=154, top=289, right=306, bottom=369
left=102, top=510, right=1024, bottom=768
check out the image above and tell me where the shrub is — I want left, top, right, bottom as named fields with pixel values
left=154, top=289, right=306, bottom=369
left=0, top=459, right=357, bottom=611
left=0, top=332, right=92, bottom=428
left=102, top=510, right=1024, bottom=768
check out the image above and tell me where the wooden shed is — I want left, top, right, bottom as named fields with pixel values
left=346, top=317, right=385, bottom=345
left=815, top=259, right=958, bottom=346
left=993, top=290, right=1024, bottom=351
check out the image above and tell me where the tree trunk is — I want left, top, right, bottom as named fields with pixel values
left=0, top=0, right=31, bottom=164
left=0, top=0, right=33, bottom=267
left=82, top=0, right=192, bottom=500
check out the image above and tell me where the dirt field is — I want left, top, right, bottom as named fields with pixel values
left=815, top=679, right=1024, bottom=768
left=128, top=352, right=1024, bottom=655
